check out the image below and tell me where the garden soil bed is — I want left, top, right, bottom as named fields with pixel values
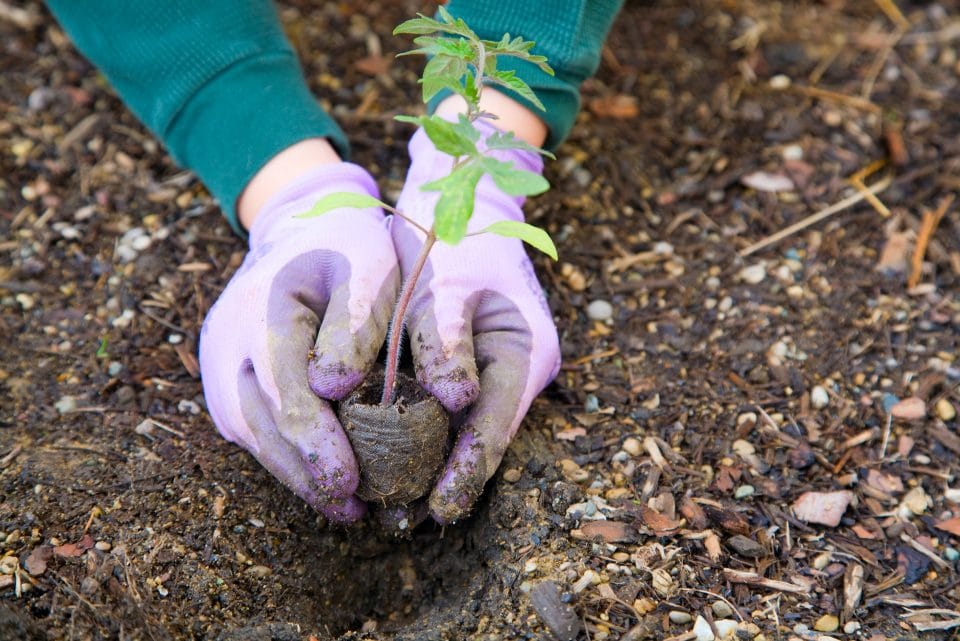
left=2, top=1, right=959, bottom=639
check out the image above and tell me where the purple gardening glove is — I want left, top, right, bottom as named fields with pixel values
left=393, top=121, right=562, bottom=524
left=199, top=163, right=399, bottom=523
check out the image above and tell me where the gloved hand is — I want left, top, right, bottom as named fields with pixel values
left=199, top=163, right=399, bottom=523
left=393, top=120, right=562, bottom=524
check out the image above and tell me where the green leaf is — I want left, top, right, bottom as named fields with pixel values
left=481, top=35, right=554, bottom=75
left=487, top=69, right=545, bottom=111
left=453, top=113, right=481, bottom=143
left=485, top=130, right=556, bottom=159
left=463, top=72, right=480, bottom=107
left=95, top=337, right=108, bottom=359
left=480, top=220, right=558, bottom=260
left=393, top=15, right=446, bottom=35
left=480, top=157, right=550, bottom=196
left=422, top=162, right=484, bottom=244
left=420, top=54, right=468, bottom=102
left=296, top=192, right=389, bottom=218
left=398, top=35, right=476, bottom=62
left=435, top=5, right=474, bottom=37
left=419, top=115, right=479, bottom=157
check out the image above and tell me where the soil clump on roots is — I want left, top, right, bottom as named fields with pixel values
left=339, top=371, right=448, bottom=506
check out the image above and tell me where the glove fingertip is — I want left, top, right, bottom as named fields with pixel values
left=308, top=357, right=365, bottom=401
left=320, top=496, right=367, bottom=524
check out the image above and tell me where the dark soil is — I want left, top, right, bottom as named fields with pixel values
left=339, top=371, right=448, bottom=507
left=2, top=1, right=960, bottom=640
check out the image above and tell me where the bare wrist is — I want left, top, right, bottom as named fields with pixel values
left=435, top=89, right=548, bottom=148
left=237, top=138, right=342, bottom=231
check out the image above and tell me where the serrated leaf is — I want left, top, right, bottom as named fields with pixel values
left=399, top=35, right=476, bottom=63
left=487, top=69, right=545, bottom=111
left=420, top=54, right=468, bottom=102
left=419, top=115, right=478, bottom=157
left=454, top=113, right=481, bottom=143
left=485, top=130, right=556, bottom=159
left=393, top=15, right=446, bottom=36
left=296, top=192, right=388, bottom=218
left=480, top=220, right=558, bottom=260
left=480, top=157, right=549, bottom=196
left=422, top=162, right=484, bottom=244
left=482, top=35, right=554, bottom=75
left=463, top=72, right=480, bottom=106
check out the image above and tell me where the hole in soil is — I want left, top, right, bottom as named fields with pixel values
left=299, top=497, right=502, bottom=639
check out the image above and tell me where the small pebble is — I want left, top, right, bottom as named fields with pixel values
left=738, top=263, right=766, bottom=284
left=669, top=611, right=692, bottom=624
left=245, top=565, right=272, bottom=578
left=944, top=547, right=959, bottom=562
left=714, top=620, right=737, bottom=639
left=712, top=601, right=734, bottom=618
left=890, top=396, right=926, bottom=421
left=769, top=74, right=791, bottom=89
left=95, top=541, right=111, bottom=552
left=571, top=569, right=599, bottom=593
left=810, top=385, right=829, bottom=409
left=584, top=394, right=600, bottom=413
left=586, top=300, right=613, bottom=321
left=130, top=234, right=152, bottom=252
left=782, top=144, right=803, bottom=160
left=734, top=485, right=755, bottom=499
left=842, top=622, right=861, bottom=634
left=935, top=398, right=956, bottom=421
left=693, top=615, right=715, bottom=641
left=622, top=437, right=642, bottom=456
left=503, top=468, right=522, bottom=483
left=813, top=614, right=839, bottom=633
left=524, top=559, right=538, bottom=574
left=107, top=361, right=123, bottom=376
left=15, top=293, right=35, bottom=310
left=55, top=395, right=77, bottom=414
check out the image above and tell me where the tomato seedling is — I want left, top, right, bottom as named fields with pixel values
left=301, top=7, right=557, bottom=406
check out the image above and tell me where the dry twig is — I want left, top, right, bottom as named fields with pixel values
left=723, top=569, right=811, bottom=595
left=908, top=194, right=954, bottom=288
left=739, top=175, right=892, bottom=257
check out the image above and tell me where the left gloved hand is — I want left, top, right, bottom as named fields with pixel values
left=392, top=120, right=561, bottom=524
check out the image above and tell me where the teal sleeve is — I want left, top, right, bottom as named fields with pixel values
left=44, top=1, right=349, bottom=234
left=435, top=0, right=624, bottom=150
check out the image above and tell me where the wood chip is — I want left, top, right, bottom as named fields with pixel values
left=174, top=342, right=200, bottom=378
left=722, top=568, right=811, bottom=594
left=530, top=580, right=581, bottom=641
left=792, top=490, right=853, bottom=527
left=588, top=94, right=639, bottom=119
left=637, top=506, right=681, bottom=534
left=53, top=534, right=94, bottom=558
left=572, top=521, right=637, bottom=543
left=934, top=516, right=960, bottom=537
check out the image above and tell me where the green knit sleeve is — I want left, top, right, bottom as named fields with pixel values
left=433, top=0, right=624, bottom=150
left=44, top=0, right=349, bottom=234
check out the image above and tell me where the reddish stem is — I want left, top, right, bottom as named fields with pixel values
left=381, top=229, right=437, bottom=406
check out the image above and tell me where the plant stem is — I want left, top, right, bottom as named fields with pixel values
left=381, top=227, right=437, bottom=406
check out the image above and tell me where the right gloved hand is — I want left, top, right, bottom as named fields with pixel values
left=199, top=163, right=399, bottom=523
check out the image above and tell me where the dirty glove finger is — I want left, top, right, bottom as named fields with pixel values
left=200, top=163, right=398, bottom=520
left=428, top=294, right=560, bottom=524
left=308, top=261, right=399, bottom=401
left=394, top=224, right=482, bottom=414
left=234, top=365, right=366, bottom=522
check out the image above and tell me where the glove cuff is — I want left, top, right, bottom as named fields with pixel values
left=248, top=162, right=383, bottom=249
